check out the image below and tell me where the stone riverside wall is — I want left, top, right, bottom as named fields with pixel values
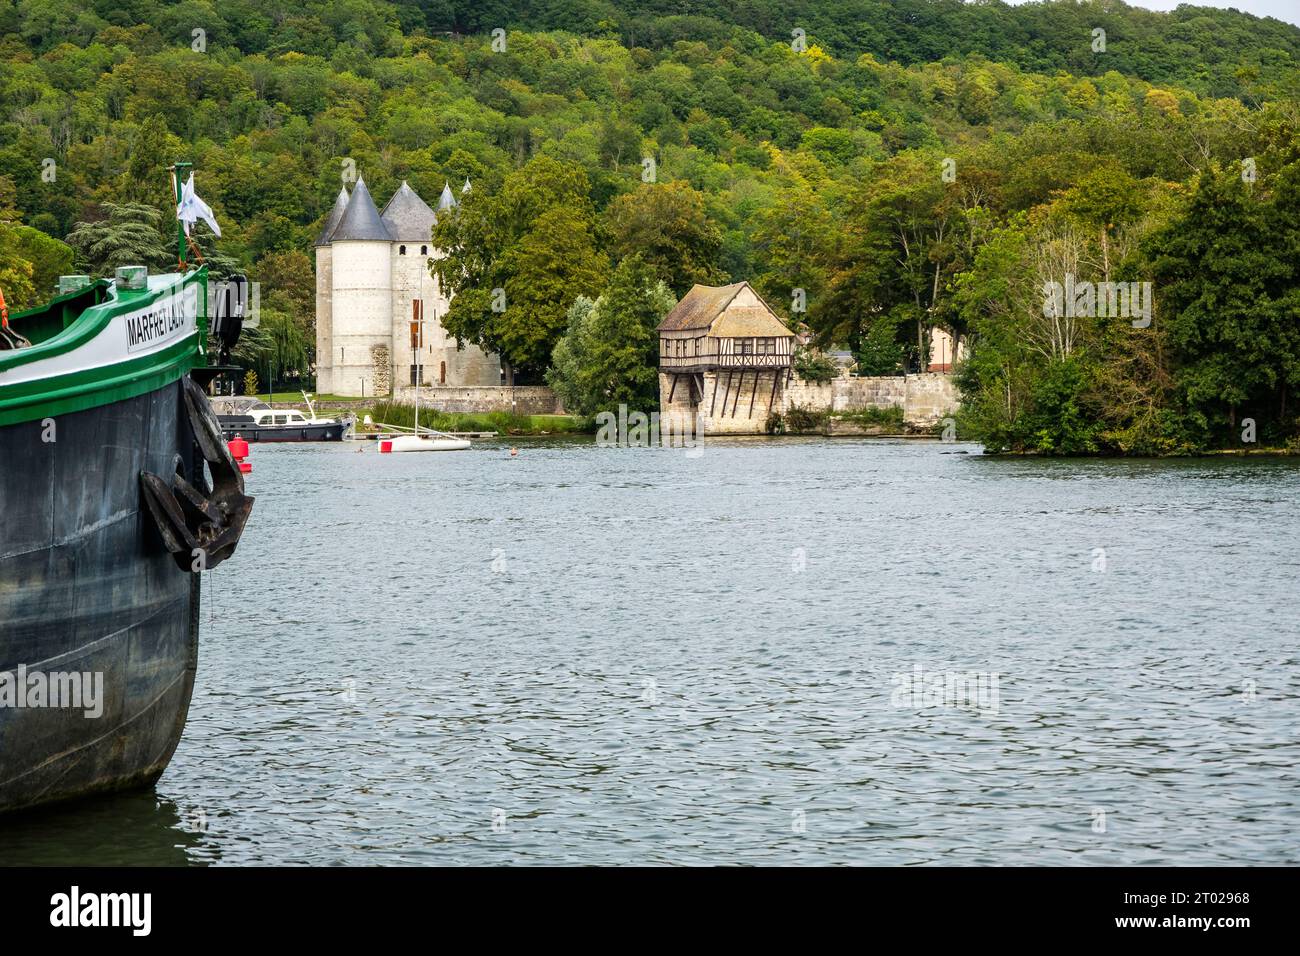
left=268, top=386, right=562, bottom=415
left=389, top=385, right=562, bottom=414
left=900, top=373, right=960, bottom=423
left=661, top=371, right=959, bottom=435
left=784, top=375, right=910, bottom=413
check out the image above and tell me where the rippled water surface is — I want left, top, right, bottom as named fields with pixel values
left=5, top=437, right=1299, bottom=865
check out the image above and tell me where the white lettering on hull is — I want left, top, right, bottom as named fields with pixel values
left=124, top=292, right=190, bottom=353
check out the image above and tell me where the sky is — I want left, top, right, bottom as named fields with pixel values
left=1001, top=0, right=1300, bottom=29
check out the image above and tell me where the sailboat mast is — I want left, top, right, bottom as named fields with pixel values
left=415, top=266, right=422, bottom=436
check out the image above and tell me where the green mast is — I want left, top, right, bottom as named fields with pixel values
left=172, top=160, right=191, bottom=267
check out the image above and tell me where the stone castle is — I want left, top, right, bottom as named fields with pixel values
left=313, top=177, right=500, bottom=397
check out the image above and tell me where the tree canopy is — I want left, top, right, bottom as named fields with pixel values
left=0, top=0, right=1297, bottom=447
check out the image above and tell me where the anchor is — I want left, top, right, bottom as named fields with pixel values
left=140, top=375, right=254, bottom=572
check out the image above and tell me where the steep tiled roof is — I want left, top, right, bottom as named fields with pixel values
left=711, top=306, right=792, bottom=338
left=657, top=282, right=747, bottom=332
left=380, top=181, right=438, bottom=242
left=658, top=282, right=793, bottom=336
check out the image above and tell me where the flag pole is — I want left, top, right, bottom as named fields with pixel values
left=171, top=161, right=191, bottom=268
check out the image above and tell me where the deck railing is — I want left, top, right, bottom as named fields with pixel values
left=660, top=352, right=791, bottom=370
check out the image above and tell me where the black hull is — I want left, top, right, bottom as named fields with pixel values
left=219, top=419, right=347, bottom=442
left=0, top=380, right=200, bottom=814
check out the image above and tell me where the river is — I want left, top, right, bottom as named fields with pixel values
left=3, top=437, right=1297, bottom=865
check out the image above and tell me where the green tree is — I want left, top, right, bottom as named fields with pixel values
left=1147, top=161, right=1300, bottom=446
left=603, top=181, right=723, bottom=296
left=11, top=225, right=74, bottom=304
left=434, top=155, right=609, bottom=382
left=65, top=203, right=171, bottom=276
left=1060, top=164, right=1145, bottom=279
left=121, top=115, right=182, bottom=220
left=547, top=256, right=677, bottom=416
left=0, top=223, right=36, bottom=310
left=752, top=185, right=836, bottom=320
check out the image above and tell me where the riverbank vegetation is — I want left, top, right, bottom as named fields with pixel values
left=365, top=401, right=585, bottom=436
left=2, top=1, right=1298, bottom=453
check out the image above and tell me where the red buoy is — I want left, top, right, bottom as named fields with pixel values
left=228, top=435, right=252, bottom=473
left=379, top=440, right=393, bottom=454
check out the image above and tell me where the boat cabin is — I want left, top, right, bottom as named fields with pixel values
left=248, top=408, right=310, bottom=427
left=210, top=397, right=311, bottom=427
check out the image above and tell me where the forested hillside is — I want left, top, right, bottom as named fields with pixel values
left=2, top=0, right=1299, bottom=452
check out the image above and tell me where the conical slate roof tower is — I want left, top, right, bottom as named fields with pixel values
left=436, top=181, right=457, bottom=213
left=331, top=177, right=391, bottom=241
left=314, top=186, right=350, bottom=246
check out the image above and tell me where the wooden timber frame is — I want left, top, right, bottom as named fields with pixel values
left=674, top=368, right=789, bottom=419
left=657, top=282, right=796, bottom=425
left=667, top=372, right=704, bottom=405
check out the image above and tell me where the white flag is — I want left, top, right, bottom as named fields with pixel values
left=176, top=172, right=221, bottom=237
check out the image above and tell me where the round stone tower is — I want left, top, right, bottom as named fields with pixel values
left=313, top=185, right=349, bottom=395
left=328, top=177, right=394, bottom=397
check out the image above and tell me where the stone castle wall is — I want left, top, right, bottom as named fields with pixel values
left=314, top=245, right=334, bottom=395
left=329, top=239, right=392, bottom=397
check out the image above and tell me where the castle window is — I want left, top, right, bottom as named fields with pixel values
left=421, top=245, right=428, bottom=256
left=399, top=245, right=406, bottom=255
left=409, top=364, right=420, bottom=386
left=411, top=300, right=424, bottom=349
left=440, top=361, right=446, bottom=385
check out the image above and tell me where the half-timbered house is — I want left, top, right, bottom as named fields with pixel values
left=658, top=282, right=794, bottom=434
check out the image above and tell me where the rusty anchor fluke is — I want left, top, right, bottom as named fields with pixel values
left=140, top=375, right=254, bottom=572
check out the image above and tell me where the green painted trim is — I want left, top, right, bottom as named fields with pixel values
left=8, top=280, right=113, bottom=345
left=0, top=268, right=209, bottom=428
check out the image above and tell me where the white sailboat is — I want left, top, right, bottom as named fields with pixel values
left=382, top=271, right=470, bottom=453
left=385, top=431, right=469, bottom=452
